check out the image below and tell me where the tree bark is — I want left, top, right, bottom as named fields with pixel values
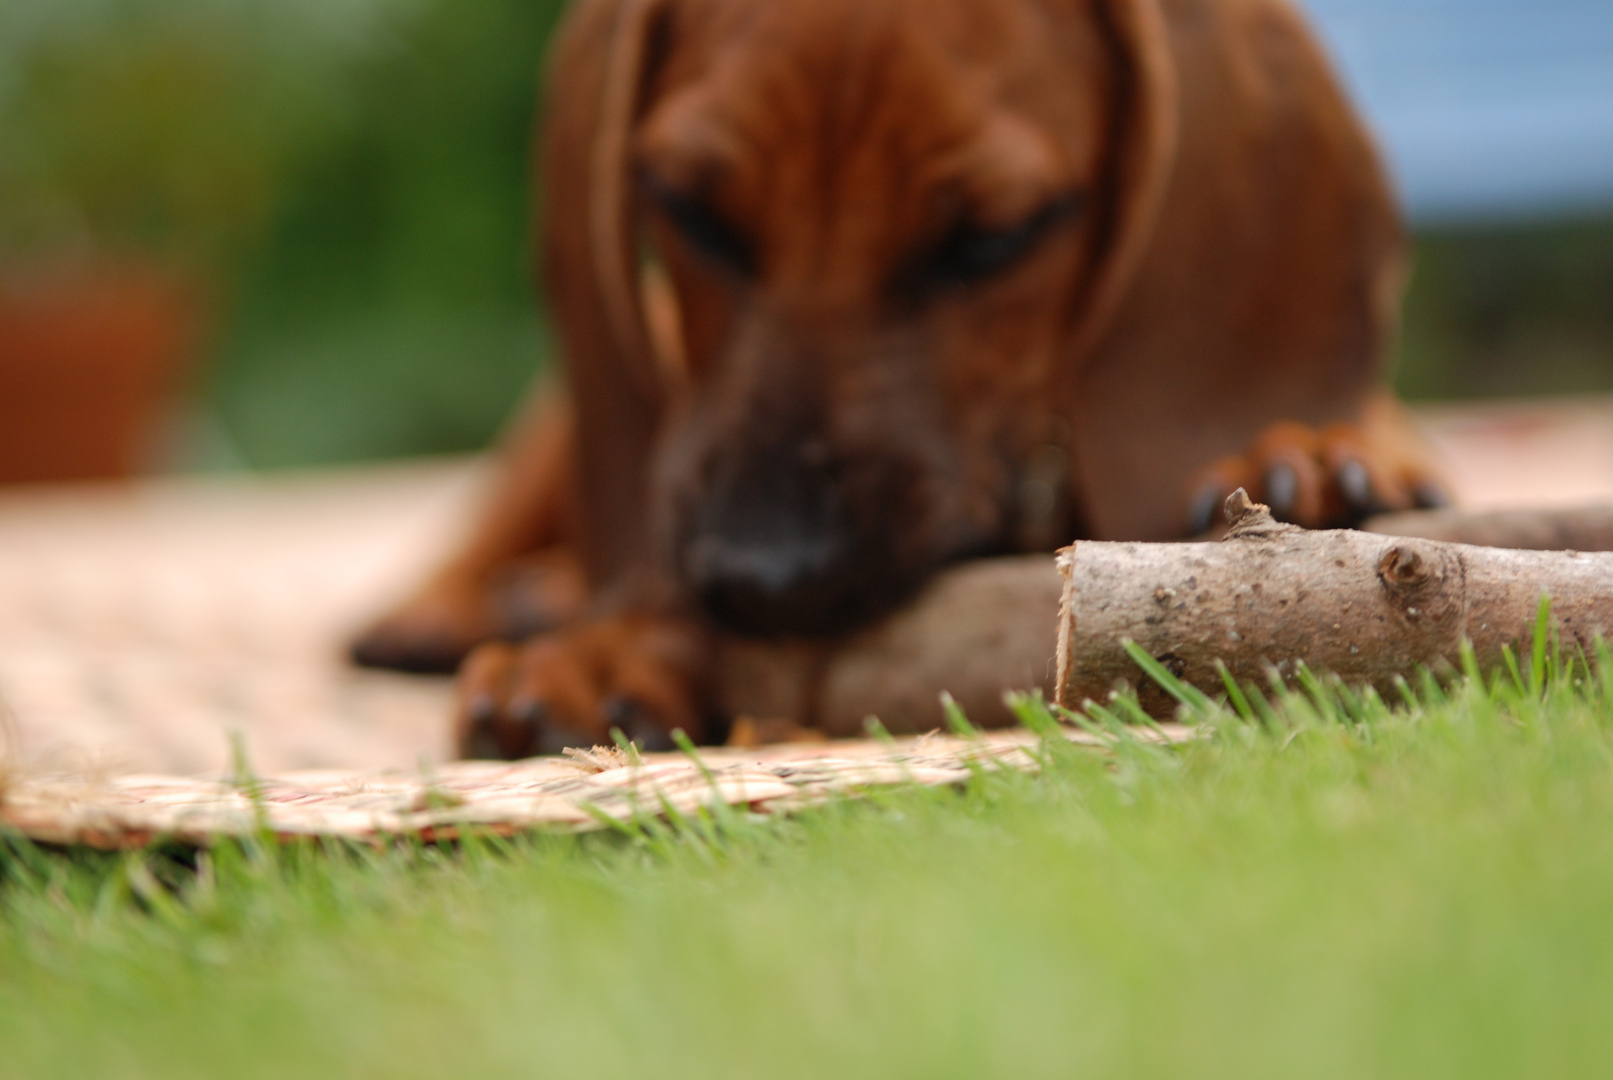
left=1057, top=491, right=1613, bottom=716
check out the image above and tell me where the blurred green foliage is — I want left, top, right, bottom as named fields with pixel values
left=203, top=0, right=566, bottom=467
left=0, top=0, right=565, bottom=469
left=2, top=0, right=1610, bottom=469
left=0, top=0, right=412, bottom=262
left=1395, top=216, right=1613, bottom=402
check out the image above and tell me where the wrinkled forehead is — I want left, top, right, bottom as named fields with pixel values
left=636, top=0, right=1113, bottom=228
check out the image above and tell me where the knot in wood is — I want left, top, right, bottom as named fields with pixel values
left=1377, top=543, right=1437, bottom=592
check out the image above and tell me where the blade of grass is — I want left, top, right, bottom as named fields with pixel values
left=1530, top=593, right=1552, bottom=698
left=1215, top=660, right=1256, bottom=723
left=1122, top=640, right=1216, bottom=716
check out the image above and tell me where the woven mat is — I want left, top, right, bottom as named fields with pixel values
left=0, top=459, right=481, bottom=778
left=0, top=726, right=1192, bottom=848
left=0, top=397, right=1609, bottom=845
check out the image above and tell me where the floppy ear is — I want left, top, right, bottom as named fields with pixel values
left=1066, top=0, right=1406, bottom=541
left=1062, top=0, right=1179, bottom=364
left=540, top=0, right=671, bottom=590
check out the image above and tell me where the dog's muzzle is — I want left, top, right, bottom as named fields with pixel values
left=679, top=441, right=893, bottom=637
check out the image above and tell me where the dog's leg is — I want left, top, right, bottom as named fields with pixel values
left=349, top=389, right=588, bottom=673
left=1185, top=391, right=1452, bottom=534
left=454, top=614, right=713, bottom=758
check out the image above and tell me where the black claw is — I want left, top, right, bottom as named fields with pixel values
left=1336, top=459, right=1373, bottom=511
left=600, top=695, right=640, bottom=729
left=627, top=721, right=677, bottom=754
left=1188, top=484, right=1224, bottom=535
left=1412, top=481, right=1453, bottom=510
left=537, top=725, right=592, bottom=756
left=601, top=695, right=676, bottom=754
left=1264, top=463, right=1298, bottom=518
left=465, top=692, right=499, bottom=726
left=461, top=721, right=505, bottom=761
left=349, top=632, right=467, bottom=675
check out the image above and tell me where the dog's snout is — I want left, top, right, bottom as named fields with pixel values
left=685, top=531, right=844, bottom=633
left=680, top=441, right=881, bottom=636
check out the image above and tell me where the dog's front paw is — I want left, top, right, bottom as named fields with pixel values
left=351, top=550, right=587, bottom=675
left=1186, top=421, right=1451, bottom=533
left=349, top=581, right=499, bottom=675
left=454, top=615, right=711, bottom=760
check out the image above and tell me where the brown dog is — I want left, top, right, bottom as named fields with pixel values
left=352, top=0, right=1445, bottom=757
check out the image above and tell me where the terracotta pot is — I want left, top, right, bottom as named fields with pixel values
left=0, top=261, right=200, bottom=483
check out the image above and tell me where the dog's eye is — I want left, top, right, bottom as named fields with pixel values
left=921, top=195, right=1082, bottom=288
left=644, top=181, right=757, bottom=277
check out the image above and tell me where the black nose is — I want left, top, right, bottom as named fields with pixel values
left=680, top=442, right=889, bottom=636
left=685, top=530, right=865, bottom=636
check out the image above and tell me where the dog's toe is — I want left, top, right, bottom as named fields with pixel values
left=1187, top=481, right=1226, bottom=536
left=601, top=695, right=677, bottom=753
left=1411, top=479, right=1454, bottom=511
left=452, top=617, right=710, bottom=760
left=1187, top=419, right=1450, bottom=533
left=1333, top=458, right=1373, bottom=512
left=456, top=641, right=533, bottom=758
left=350, top=621, right=475, bottom=675
left=350, top=585, right=496, bottom=675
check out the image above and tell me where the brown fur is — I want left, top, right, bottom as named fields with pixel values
left=351, top=0, right=1443, bottom=755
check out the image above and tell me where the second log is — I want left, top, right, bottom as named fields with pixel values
left=1056, top=491, right=1613, bottom=716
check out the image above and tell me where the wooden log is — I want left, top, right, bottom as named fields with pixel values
left=1364, top=505, right=1613, bottom=552
left=1056, top=491, right=1613, bottom=716
left=715, top=555, right=1062, bottom=736
left=714, top=498, right=1613, bottom=735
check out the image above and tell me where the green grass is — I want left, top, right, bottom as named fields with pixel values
left=7, top=652, right=1613, bottom=1078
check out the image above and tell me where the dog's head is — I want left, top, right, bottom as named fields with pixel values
left=547, top=0, right=1177, bottom=635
